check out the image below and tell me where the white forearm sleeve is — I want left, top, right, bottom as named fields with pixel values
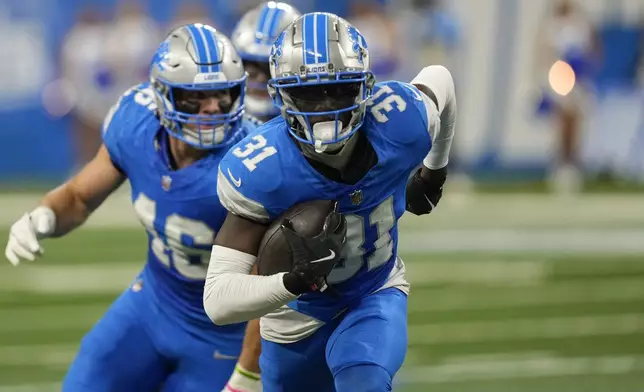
left=411, top=65, right=457, bottom=169
left=203, top=245, right=298, bottom=325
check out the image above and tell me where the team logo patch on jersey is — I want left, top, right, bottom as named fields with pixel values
left=349, top=189, right=363, bottom=205
left=161, top=175, right=172, bottom=191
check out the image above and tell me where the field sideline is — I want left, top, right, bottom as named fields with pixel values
left=0, top=193, right=643, bottom=391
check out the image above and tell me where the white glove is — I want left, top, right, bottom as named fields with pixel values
left=5, top=206, right=56, bottom=266
left=222, top=364, right=262, bottom=392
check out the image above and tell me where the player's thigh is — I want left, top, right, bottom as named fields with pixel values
left=162, top=337, right=240, bottom=392
left=260, top=330, right=334, bottom=392
left=326, top=288, right=408, bottom=389
left=62, top=287, right=169, bottom=392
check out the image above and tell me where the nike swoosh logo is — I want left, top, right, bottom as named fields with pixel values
left=423, top=194, right=435, bottom=209
left=227, top=168, right=242, bottom=188
left=213, top=350, right=238, bottom=360
left=310, top=250, right=336, bottom=264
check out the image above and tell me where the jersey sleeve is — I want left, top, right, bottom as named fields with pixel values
left=216, top=130, right=288, bottom=224
left=378, top=80, right=441, bottom=145
left=101, top=87, right=138, bottom=171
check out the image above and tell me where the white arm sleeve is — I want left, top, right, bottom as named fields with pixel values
left=411, top=65, right=457, bottom=170
left=203, top=245, right=298, bottom=325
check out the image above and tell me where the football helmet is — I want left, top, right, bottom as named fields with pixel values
left=268, top=13, right=375, bottom=153
left=150, top=23, right=247, bottom=149
left=232, top=2, right=301, bottom=119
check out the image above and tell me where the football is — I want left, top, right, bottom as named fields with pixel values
left=257, top=200, right=337, bottom=276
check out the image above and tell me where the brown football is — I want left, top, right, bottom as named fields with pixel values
left=257, top=200, right=336, bottom=276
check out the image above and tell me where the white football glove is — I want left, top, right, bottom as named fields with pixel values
left=5, top=206, right=56, bottom=266
left=222, top=364, right=261, bottom=392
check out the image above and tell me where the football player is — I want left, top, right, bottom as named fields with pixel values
left=204, top=12, right=456, bottom=391
left=5, top=24, right=262, bottom=392
left=231, top=1, right=301, bottom=122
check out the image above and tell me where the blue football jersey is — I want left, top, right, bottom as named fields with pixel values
left=217, top=81, right=434, bottom=322
left=102, top=83, right=258, bottom=330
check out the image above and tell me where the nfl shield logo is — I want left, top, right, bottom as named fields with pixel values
left=161, top=175, right=172, bottom=191
left=349, top=189, right=363, bottom=205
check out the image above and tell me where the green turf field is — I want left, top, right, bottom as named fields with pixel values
left=0, top=193, right=643, bottom=391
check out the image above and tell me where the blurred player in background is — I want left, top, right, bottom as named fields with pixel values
left=537, top=0, right=599, bottom=195
left=204, top=12, right=456, bottom=391
left=60, top=6, right=113, bottom=167
left=62, top=0, right=159, bottom=169
left=232, top=1, right=301, bottom=121
left=168, top=1, right=217, bottom=31
left=348, top=0, right=401, bottom=81
left=5, top=24, right=262, bottom=392
left=105, top=0, right=161, bottom=94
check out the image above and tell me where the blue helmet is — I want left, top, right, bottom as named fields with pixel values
left=232, top=2, right=301, bottom=119
left=150, top=24, right=247, bottom=149
left=268, top=13, right=375, bottom=153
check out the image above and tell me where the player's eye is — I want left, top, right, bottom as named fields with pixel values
left=171, top=88, right=239, bottom=115
left=286, top=83, right=361, bottom=112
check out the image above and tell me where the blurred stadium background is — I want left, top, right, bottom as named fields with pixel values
left=1, top=0, right=644, bottom=390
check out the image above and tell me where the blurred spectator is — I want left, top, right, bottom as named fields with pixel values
left=394, top=0, right=460, bottom=76
left=60, top=6, right=112, bottom=167
left=168, top=1, right=217, bottom=31
left=105, top=0, right=160, bottom=100
left=536, top=0, right=600, bottom=195
left=61, top=1, right=159, bottom=168
left=348, top=0, right=401, bottom=81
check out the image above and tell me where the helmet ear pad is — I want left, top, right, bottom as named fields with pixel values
left=366, top=73, right=376, bottom=91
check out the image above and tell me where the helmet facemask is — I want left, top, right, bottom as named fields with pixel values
left=149, top=24, right=248, bottom=150
left=270, top=74, right=374, bottom=154
left=153, top=79, right=246, bottom=149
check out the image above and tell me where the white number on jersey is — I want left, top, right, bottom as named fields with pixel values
left=368, top=85, right=407, bottom=123
left=103, top=85, right=157, bottom=132
left=133, top=193, right=214, bottom=280
left=232, top=134, right=277, bottom=171
left=133, top=86, right=157, bottom=111
left=327, top=196, right=396, bottom=284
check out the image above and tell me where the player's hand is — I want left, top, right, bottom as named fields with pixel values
left=281, top=204, right=346, bottom=295
left=222, top=364, right=261, bottom=392
left=406, top=166, right=447, bottom=215
left=5, top=206, right=56, bottom=266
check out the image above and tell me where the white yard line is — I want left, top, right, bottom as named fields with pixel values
left=400, top=352, right=644, bottom=384
left=1, top=193, right=644, bottom=229
left=0, top=383, right=61, bottom=392
left=400, top=229, right=644, bottom=253
left=405, top=259, right=547, bottom=285
left=0, top=263, right=141, bottom=293
left=408, top=277, right=644, bottom=311
left=0, top=305, right=106, bottom=332
left=408, top=313, right=644, bottom=344
left=0, top=344, right=77, bottom=366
